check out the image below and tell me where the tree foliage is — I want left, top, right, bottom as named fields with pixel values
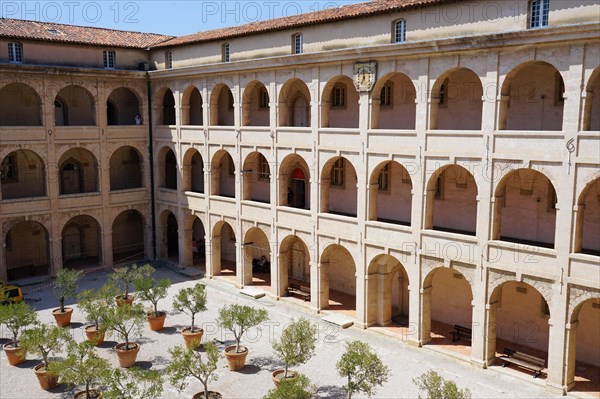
left=272, top=318, right=317, bottom=378
left=172, top=283, right=207, bottom=332
left=263, top=373, right=317, bottom=399
left=336, top=340, right=390, bottom=399
left=104, top=367, right=164, bottom=399
left=413, top=370, right=471, bottom=399
left=20, top=323, right=72, bottom=368
left=135, top=275, right=171, bottom=317
left=78, top=282, right=118, bottom=330
left=54, top=268, right=82, bottom=312
left=110, top=263, right=153, bottom=299
left=217, top=304, right=269, bottom=353
left=0, top=301, right=37, bottom=347
left=103, top=303, right=146, bottom=348
left=167, top=342, right=220, bottom=398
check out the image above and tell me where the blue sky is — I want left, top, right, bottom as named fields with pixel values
left=1, top=1, right=366, bottom=36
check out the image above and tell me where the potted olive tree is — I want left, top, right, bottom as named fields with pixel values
left=21, top=323, right=73, bottom=390
left=104, top=367, right=164, bottom=399
left=134, top=268, right=171, bottom=331
left=53, top=268, right=82, bottom=326
left=110, top=263, right=153, bottom=306
left=0, top=301, right=37, bottom=365
left=173, top=283, right=207, bottom=348
left=336, top=340, right=390, bottom=399
left=263, top=373, right=317, bottom=399
left=78, top=282, right=118, bottom=345
left=271, top=317, right=317, bottom=386
left=167, top=343, right=221, bottom=399
left=216, top=304, right=268, bottom=371
left=48, top=340, right=112, bottom=399
left=103, top=303, right=146, bottom=368
left=413, top=370, right=471, bottom=399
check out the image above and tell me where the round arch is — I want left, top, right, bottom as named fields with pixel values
left=182, top=148, right=205, bottom=193
left=0, top=83, right=42, bottom=126
left=212, top=220, right=236, bottom=278
left=210, top=150, right=235, bottom=197
left=210, top=84, right=234, bottom=126
left=574, top=177, right=600, bottom=254
left=4, top=220, right=50, bottom=280
left=181, top=85, right=204, bottom=126
left=158, top=146, right=178, bottom=190
left=243, top=227, right=272, bottom=287
left=106, top=87, right=141, bottom=125
left=370, top=72, right=416, bottom=130
left=242, top=80, right=269, bottom=126
left=366, top=254, right=410, bottom=328
left=320, top=243, right=356, bottom=316
left=320, top=155, right=358, bottom=217
left=430, top=68, right=483, bottom=130
left=61, top=214, right=102, bottom=269
left=55, top=85, right=96, bottom=126
left=112, top=209, right=145, bottom=264
left=368, top=160, right=413, bottom=225
left=242, top=151, right=270, bottom=202
left=109, top=146, right=143, bottom=191
left=279, top=153, right=310, bottom=209
left=278, top=78, right=311, bottom=127
left=321, top=75, right=359, bottom=128
left=1, top=149, right=46, bottom=200
left=58, top=147, right=99, bottom=195
left=279, top=235, right=311, bottom=297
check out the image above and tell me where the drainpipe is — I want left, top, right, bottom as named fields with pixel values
left=147, top=77, right=157, bottom=262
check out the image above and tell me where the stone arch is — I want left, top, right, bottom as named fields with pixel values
left=279, top=235, right=311, bottom=298
left=574, top=178, right=600, bottom=255
left=58, top=147, right=99, bottom=195
left=182, top=148, right=205, bottom=193
left=430, top=68, right=483, bottom=130
left=112, top=209, right=145, bottom=264
left=61, top=214, right=101, bottom=269
left=278, top=78, right=311, bottom=127
left=210, top=150, right=235, bottom=197
left=181, top=85, right=204, bottom=126
left=424, top=164, right=478, bottom=235
left=158, top=210, right=179, bottom=261
left=492, top=168, right=557, bottom=248
left=0, top=83, right=42, bottom=126
left=499, top=61, right=565, bottom=131
left=4, top=220, right=50, bottom=280
left=212, top=220, right=236, bottom=277
left=109, top=146, right=143, bottom=191
left=242, top=80, right=269, bottom=126
left=366, top=254, right=410, bottom=328
left=583, top=66, right=600, bottom=131
left=243, top=227, right=272, bottom=287
left=106, top=87, right=141, bottom=125
left=321, top=75, right=359, bottom=128
left=279, top=153, right=310, bottom=210
left=320, top=155, right=358, bottom=217
left=371, top=72, right=416, bottom=130
left=158, top=146, right=177, bottom=190
left=242, top=151, right=270, bottom=202
left=0, top=149, right=46, bottom=200
left=368, top=160, right=413, bottom=225
left=55, top=85, right=96, bottom=126
left=185, top=214, right=206, bottom=266
left=320, top=244, right=357, bottom=317
left=210, top=83, right=234, bottom=126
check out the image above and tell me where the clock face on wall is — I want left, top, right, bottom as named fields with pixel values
left=353, top=61, right=377, bottom=92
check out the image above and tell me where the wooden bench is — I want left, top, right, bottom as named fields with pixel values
left=450, top=325, right=472, bottom=342
left=500, top=347, right=546, bottom=378
left=286, top=283, right=311, bottom=302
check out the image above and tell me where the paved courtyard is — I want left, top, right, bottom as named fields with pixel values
left=1, top=267, right=564, bottom=398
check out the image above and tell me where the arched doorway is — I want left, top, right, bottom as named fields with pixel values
left=279, top=154, right=310, bottom=210
left=210, top=150, right=235, bottom=197
left=62, top=215, right=101, bottom=269
left=191, top=217, right=206, bottom=268
left=279, top=235, right=311, bottom=299
left=159, top=147, right=178, bottom=190
left=583, top=67, right=600, bottom=131
left=212, top=221, right=236, bottom=280
left=161, top=89, right=176, bottom=125
left=112, top=210, right=145, bottom=264
left=183, top=148, right=204, bottom=193
left=244, top=227, right=271, bottom=288
left=4, top=221, right=49, bottom=281
left=58, top=148, right=99, bottom=195
left=320, top=244, right=356, bottom=318
left=242, top=152, right=270, bottom=203
left=109, top=146, right=143, bottom=191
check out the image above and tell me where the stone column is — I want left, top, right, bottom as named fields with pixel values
left=318, top=261, right=330, bottom=311
left=420, top=286, right=432, bottom=345
left=204, top=235, right=214, bottom=278
left=564, top=321, right=578, bottom=392
left=377, top=271, right=393, bottom=326
left=484, top=301, right=498, bottom=365
left=309, top=260, right=319, bottom=310
left=241, top=243, right=253, bottom=287
left=180, top=227, right=193, bottom=267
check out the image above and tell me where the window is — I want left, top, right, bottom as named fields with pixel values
left=380, top=83, right=393, bottom=107
left=8, top=42, right=23, bottom=63
left=0, top=154, right=17, bottom=181
left=222, top=43, right=230, bottom=62
left=166, top=51, right=173, bottom=69
left=332, top=84, right=346, bottom=108
left=293, top=33, right=303, bottom=54
left=394, top=19, right=406, bottom=43
left=259, top=89, right=269, bottom=109
left=439, top=78, right=449, bottom=107
left=331, top=158, right=345, bottom=187
left=529, top=0, right=550, bottom=29
left=258, top=157, right=270, bottom=180
left=103, top=50, right=115, bottom=69
left=378, top=164, right=390, bottom=192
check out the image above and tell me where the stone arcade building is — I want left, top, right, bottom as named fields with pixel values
left=0, top=0, right=599, bottom=395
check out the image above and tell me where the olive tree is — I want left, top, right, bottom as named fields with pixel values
left=413, top=370, right=471, bottom=399
left=217, top=304, right=268, bottom=353
left=0, top=301, right=37, bottom=347
left=336, top=340, right=390, bottom=399
left=167, top=343, right=220, bottom=399
left=272, top=318, right=317, bottom=378
left=104, top=367, right=164, bottom=399
left=54, top=268, right=82, bottom=312
left=263, top=373, right=317, bottom=399
left=172, top=283, right=207, bottom=333
left=21, top=324, right=72, bottom=369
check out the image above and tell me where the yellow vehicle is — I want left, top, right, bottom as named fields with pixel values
left=0, top=281, right=23, bottom=305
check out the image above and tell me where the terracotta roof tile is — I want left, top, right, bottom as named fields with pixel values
left=0, top=18, right=173, bottom=49
left=152, top=0, right=454, bottom=48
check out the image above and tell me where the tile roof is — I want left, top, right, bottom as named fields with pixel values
left=0, top=18, right=173, bottom=49
left=152, top=0, right=454, bottom=48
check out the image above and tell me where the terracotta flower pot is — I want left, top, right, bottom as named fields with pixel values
left=271, top=369, right=297, bottom=388
left=182, top=327, right=203, bottom=349
left=147, top=311, right=167, bottom=331
left=193, top=392, right=223, bottom=399
left=74, top=389, right=103, bottom=399
left=3, top=343, right=26, bottom=366
left=115, top=295, right=134, bottom=307
left=34, top=364, right=58, bottom=390
left=224, top=345, right=248, bottom=371
left=84, top=325, right=105, bottom=346
left=52, top=307, right=73, bottom=327
left=115, top=342, right=140, bottom=368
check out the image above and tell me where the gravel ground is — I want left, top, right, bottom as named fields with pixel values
left=0, top=267, right=560, bottom=399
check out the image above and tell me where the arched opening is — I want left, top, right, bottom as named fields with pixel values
left=423, top=267, right=473, bottom=354
left=279, top=235, right=310, bottom=299
left=430, top=68, right=483, bottom=130
left=242, top=81, right=270, bottom=126
left=55, top=85, right=96, bottom=126
left=182, top=149, right=204, bottom=193
left=500, top=61, right=565, bottom=131
left=321, top=75, right=359, bottom=128
left=279, top=154, right=310, bottom=210
left=62, top=215, right=101, bottom=270
left=190, top=217, right=206, bottom=268
left=0, top=83, right=42, bottom=126
left=371, top=73, right=416, bottom=130
left=583, top=67, right=600, bottom=131
left=4, top=221, right=49, bottom=281
left=321, top=156, right=358, bottom=217
left=487, top=281, right=550, bottom=377
left=493, top=169, right=557, bottom=248
left=320, top=244, right=356, bottom=318
left=210, top=150, right=235, bottom=198
left=58, top=148, right=99, bottom=195
left=106, top=87, right=140, bottom=125
left=181, top=86, right=203, bottom=126
left=210, top=84, right=234, bottom=126
left=0, top=150, right=46, bottom=200
left=575, top=178, right=600, bottom=255
left=159, top=147, right=177, bottom=190
left=112, top=210, right=145, bottom=264
left=244, top=227, right=271, bottom=288
left=278, top=78, right=311, bottom=127
left=159, top=211, right=179, bottom=262
left=425, top=165, right=478, bottom=235
left=368, top=161, right=413, bottom=225
left=242, top=152, right=270, bottom=203
left=109, top=146, right=143, bottom=191
left=565, top=298, right=600, bottom=393
left=212, top=221, right=236, bottom=279
left=367, top=255, right=410, bottom=332
left=161, top=89, right=176, bottom=125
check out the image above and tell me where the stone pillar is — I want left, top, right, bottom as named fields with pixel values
left=377, top=271, right=393, bottom=326
left=241, top=243, right=253, bottom=287
left=309, top=260, right=319, bottom=310
left=318, top=261, right=329, bottom=310
left=484, top=301, right=498, bottom=365
left=355, top=271, right=367, bottom=329
left=181, top=105, right=190, bottom=126
left=180, top=228, right=193, bottom=267
left=407, top=285, right=420, bottom=346
left=564, top=321, right=578, bottom=392
left=204, top=235, right=214, bottom=278
left=420, top=286, right=432, bottom=345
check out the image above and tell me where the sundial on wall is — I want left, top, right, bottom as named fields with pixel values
left=354, top=61, right=377, bottom=92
